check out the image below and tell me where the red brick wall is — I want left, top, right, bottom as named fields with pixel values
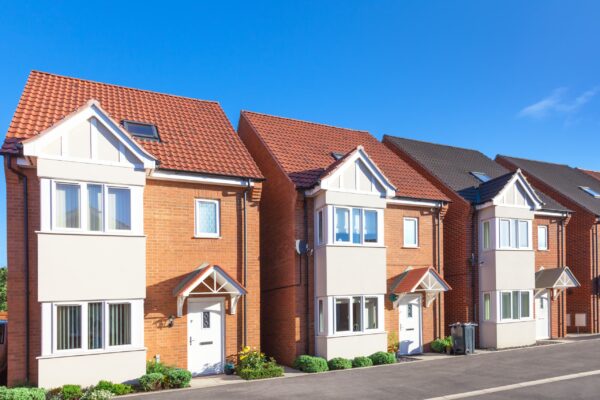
left=533, top=215, right=568, bottom=337
left=237, top=116, right=307, bottom=366
left=144, top=178, right=262, bottom=367
left=385, top=205, right=445, bottom=350
left=4, top=164, right=41, bottom=386
left=383, top=139, right=477, bottom=334
left=497, top=156, right=599, bottom=333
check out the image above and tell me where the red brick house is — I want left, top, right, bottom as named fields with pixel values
left=384, top=137, right=576, bottom=347
left=237, top=111, right=451, bottom=365
left=497, top=156, right=600, bottom=334
left=2, top=71, right=263, bottom=387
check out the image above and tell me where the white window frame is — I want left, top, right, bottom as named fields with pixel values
left=498, top=218, right=531, bottom=250
left=403, top=217, right=419, bottom=248
left=538, top=225, right=548, bottom=251
left=483, top=292, right=491, bottom=321
left=51, top=180, right=134, bottom=234
left=332, top=295, right=383, bottom=336
left=51, top=300, right=139, bottom=355
left=499, top=290, right=533, bottom=321
left=194, top=199, right=221, bottom=238
left=332, top=206, right=381, bottom=246
left=316, top=209, right=324, bottom=245
left=482, top=220, right=491, bottom=250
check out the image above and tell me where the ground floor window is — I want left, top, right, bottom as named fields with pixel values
left=44, top=299, right=143, bottom=356
left=483, top=293, right=491, bottom=321
left=329, top=295, right=383, bottom=335
left=501, top=290, right=531, bottom=320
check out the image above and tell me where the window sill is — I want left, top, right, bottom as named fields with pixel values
left=326, top=330, right=386, bottom=338
left=402, top=246, right=420, bottom=249
left=193, top=235, right=222, bottom=239
left=328, top=243, right=386, bottom=249
left=38, top=346, right=146, bottom=360
left=37, top=230, right=145, bottom=238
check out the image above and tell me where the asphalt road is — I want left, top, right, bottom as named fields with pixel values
left=132, top=339, right=600, bottom=400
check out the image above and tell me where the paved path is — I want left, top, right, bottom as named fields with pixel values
left=130, top=340, right=600, bottom=400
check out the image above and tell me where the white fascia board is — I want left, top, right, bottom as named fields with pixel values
left=387, top=198, right=443, bottom=208
left=492, top=171, right=543, bottom=210
left=475, top=201, right=494, bottom=210
left=149, top=169, right=254, bottom=188
left=22, top=100, right=156, bottom=170
left=534, top=210, right=569, bottom=217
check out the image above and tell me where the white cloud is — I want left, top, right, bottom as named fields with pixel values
left=518, top=86, right=599, bottom=119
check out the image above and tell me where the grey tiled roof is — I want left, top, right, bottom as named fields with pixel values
left=497, top=155, right=600, bottom=216
left=383, top=136, right=569, bottom=212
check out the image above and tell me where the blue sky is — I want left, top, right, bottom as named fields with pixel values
left=1, top=1, right=600, bottom=265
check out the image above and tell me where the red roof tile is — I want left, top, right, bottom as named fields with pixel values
left=578, top=168, right=600, bottom=182
left=241, top=111, right=449, bottom=201
left=2, top=71, right=263, bottom=179
left=390, top=267, right=450, bottom=293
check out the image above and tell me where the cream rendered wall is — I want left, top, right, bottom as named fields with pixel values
left=323, top=246, right=386, bottom=296
left=496, top=320, right=536, bottom=348
left=316, top=333, right=387, bottom=360
left=38, top=350, right=146, bottom=388
left=37, top=234, right=146, bottom=301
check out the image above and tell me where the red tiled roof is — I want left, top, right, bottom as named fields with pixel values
left=2, top=71, right=263, bottom=179
left=390, top=267, right=450, bottom=293
left=241, top=111, right=449, bottom=201
left=578, top=168, right=600, bottom=182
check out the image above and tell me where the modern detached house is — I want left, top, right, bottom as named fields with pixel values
left=384, top=137, right=578, bottom=348
left=496, top=156, right=600, bottom=334
left=2, top=71, right=263, bottom=388
left=237, top=112, right=451, bottom=365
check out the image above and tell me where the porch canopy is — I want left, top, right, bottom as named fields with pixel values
left=390, top=267, right=451, bottom=307
left=173, top=263, right=247, bottom=317
left=535, top=267, right=580, bottom=298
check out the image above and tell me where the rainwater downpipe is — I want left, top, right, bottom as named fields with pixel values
left=470, top=208, right=478, bottom=323
left=435, top=207, right=442, bottom=337
left=6, top=154, right=29, bottom=384
left=243, top=179, right=250, bottom=345
left=303, top=194, right=310, bottom=355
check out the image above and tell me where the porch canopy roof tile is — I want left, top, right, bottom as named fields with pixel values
left=173, top=263, right=246, bottom=317
left=390, top=267, right=451, bottom=306
left=535, top=267, right=580, bottom=290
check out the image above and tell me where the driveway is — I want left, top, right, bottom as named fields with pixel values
left=130, top=339, right=600, bottom=400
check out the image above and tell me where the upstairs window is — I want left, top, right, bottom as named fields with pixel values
left=122, top=120, right=159, bottom=141
left=333, top=207, right=380, bottom=245
left=580, top=186, right=600, bottom=198
left=403, top=217, right=419, bottom=247
left=538, top=225, right=548, bottom=250
left=195, top=199, right=220, bottom=238
left=499, top=218, right=530, bottom=249
left=317, top=210, right=324, bottom=245
left=482, top=221, right=491, bottom=250
left=53, top=181, right=132, bottom=233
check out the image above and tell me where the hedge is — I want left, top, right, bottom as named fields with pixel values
left=369, top=351, right=396, bottom=365
left=327, top=358, right=352, bottom=370
left=237, top=363, right=284, bottom=380
left=352, top=356, right=373, bottom=368
left=0, top=387, right=46, bottom=400
left=293, top=355, right=329, bottom=373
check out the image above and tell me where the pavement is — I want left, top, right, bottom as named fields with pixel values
left=127, top=338, right=600, bottom=400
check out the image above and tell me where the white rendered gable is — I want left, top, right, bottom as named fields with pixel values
left=492, top=171, right=543, bottom=210
left=22, top=100, right=156, bottom=170
left=318, top=147, right=396, bottom=198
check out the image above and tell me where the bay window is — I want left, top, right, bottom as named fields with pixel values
left=483, top=293, right=491, bottom=321
left=483, top=221, right=490, bottom=250
left=317, top=210, right=324, bottom=245
left=500, top=290, right=532, bottom=320
left=333, top=295, right=381, bottom=334
left=333, top=207, right=381, bottom=245
left=50, top=300, right=140, bottom=354
left=52, top=181, right=135, bottom=233
left=498, top=219, right=531, bottom=249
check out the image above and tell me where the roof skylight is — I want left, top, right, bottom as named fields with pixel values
left=580, top=186, right=600, bottom=198
left=470, top=171, right=491, bottom=183
left=122, top=120, right=159, bottom=140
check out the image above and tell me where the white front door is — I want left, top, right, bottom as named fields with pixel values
left=535, top=290, right=550, bottom=340
left=398, top=295, right=422, bottom=355
left=187, top=298, right=224, bottom=376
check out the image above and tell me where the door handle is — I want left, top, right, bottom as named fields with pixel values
left=406, top=328, right=415, bottom=331
left=199, top=341, right=213, bottom=346
left=189, top=337, right=194, bottom=346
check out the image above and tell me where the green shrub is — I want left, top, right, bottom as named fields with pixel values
left=92, top=381, right=133, bottom=396
left=61, top=385, right=83, bottom=400
left=369, top=351, right=396, bottom=365
left=163, top=368, right=192, bottom=389
left=431, top=336, right=453, bottom=353
left=292, top=355, right=328, bottom=373
left=138, top=373, right=164, bottom=392
left=81, top=389, right=114, bottom=400
left=327, top=357, right=352, bottom=370
left=237, top=362, right=284, bottom=380
left=351, top=356, right=373, bottom=368
left=0, top=387, right=46, bottom=400
left=146, top=360, right=170, bottom=375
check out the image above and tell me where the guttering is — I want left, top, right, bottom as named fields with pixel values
left=149, top=169, right=258, bottom=188
left=387, top=198, right=445, bottom=208
left=5, top=153, right=30, bottom=384
left=535, top=210, right=570, bottom=217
